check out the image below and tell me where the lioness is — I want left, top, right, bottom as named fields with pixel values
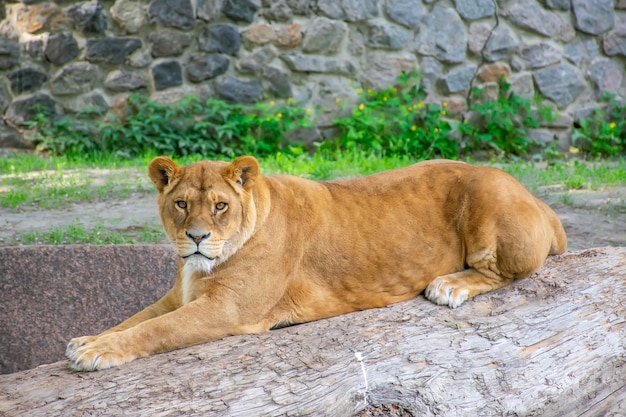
left=66, top=157, right=566, bottom=371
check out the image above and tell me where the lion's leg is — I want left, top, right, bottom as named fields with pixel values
left=66, top=295, right=273, bottom=371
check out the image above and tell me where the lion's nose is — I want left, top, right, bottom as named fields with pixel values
left=186, top=231, right=211, bottom=245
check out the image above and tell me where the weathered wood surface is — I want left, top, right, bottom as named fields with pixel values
left=1, top=248, right=625, bottom=417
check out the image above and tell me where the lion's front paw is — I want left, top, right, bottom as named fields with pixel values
left=424, top=276, right=469, bottom=309
left=66, top=333, right=136, bottom=372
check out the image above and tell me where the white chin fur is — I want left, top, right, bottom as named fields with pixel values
left=182, top=255, right=215, bottom=276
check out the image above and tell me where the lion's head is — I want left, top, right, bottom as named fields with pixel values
left=148, top=156, right=261, bottom=275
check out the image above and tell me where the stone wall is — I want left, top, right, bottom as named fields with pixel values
left=1, top=0, right=625, bottom=151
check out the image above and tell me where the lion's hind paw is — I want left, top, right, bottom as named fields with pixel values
left=424, top=276, right=470, bottom=309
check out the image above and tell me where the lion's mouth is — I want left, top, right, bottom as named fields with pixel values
left=182, top=251, right=215, bottom=261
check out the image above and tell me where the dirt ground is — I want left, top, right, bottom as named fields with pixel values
left=0, top=172, right=625, bottom=251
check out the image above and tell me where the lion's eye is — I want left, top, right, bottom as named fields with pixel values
left=176, top=200, right=187, bottom=209
left=214, top=202, right=227, bottom=214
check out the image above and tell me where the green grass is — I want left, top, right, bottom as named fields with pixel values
left=14, top=221, right=166, bottom=246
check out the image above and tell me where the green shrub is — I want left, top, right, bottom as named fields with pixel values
left=28, top=95, right=311, bottom=159
left=572, top=93, right=626, bottom=157
left=329, top=71, right=457, bottom=159
left=458, top=76, right=555, bottom=158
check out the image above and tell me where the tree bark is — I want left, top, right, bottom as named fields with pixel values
left=1, top=248, right=625, bottom=417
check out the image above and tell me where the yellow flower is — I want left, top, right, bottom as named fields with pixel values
left=463, top=118, right=468, bottom=124
left=336, top=97, right=341, bottom=103
left=442, top=101, right=448, bottom=107
left=441, top=110, right=447, bottom=116
left=407, top=106, right=412, bottom=111
left=434, top=128, right=439, bottom=133
left=306, top=108, right=312, bottom=114
left=356, top=88, right=363, bottom=94
left=287, top=97, right=293, bottom=103
left=270, top=100, right=275, bottom=106
left=610, top=122, right=616, bottom=129
left=367, top=89, right=372, bottom=94
left=359, top=103, right=365, bottom=111
left=416, top=102, right=424, bottom=109
left=569, top=146, right=580, bottom=154
left=411, top=125, right=417, bottom=131
left=277, top=113, right=283, bottom=119
left=383, top=97, right=388, bottom=102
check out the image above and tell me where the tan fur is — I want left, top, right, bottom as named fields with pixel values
left=66, top=157, right=566, bottom=371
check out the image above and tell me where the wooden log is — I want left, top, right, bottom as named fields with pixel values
left=1, top=248, right=625, bottom=417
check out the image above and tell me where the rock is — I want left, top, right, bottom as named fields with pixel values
left=314, top=77, right=359, bottom=126
left=439, top=64, right=478, bottom=94
left=572, top=0, right=614, bottom=35
left=317, top=0, right=378, bottom=22
left=214, top=76, right=263, bottom=103
left=519, top=42, right=561, bottom=69
left=454, top=0, right=494, bottom=20
left=476, top=62, right=510, bottom=83
left=588, top=59, right=623, bottom=96
left=23, top=38, right=44, bottom=61
left=362, top=20, right=412, bottom=50
left=280, top=54, right=355, bottom=75
left=198, top=24, right=241, bottom=56
left=104, top=69, right=148, bottom=92
left=504, top=1, right=574, bottom=42
left=564, top=39, right=600, bottom=66
left=0, top=82, right=9, bottom=113
left=222, top=0, right=261, bottom=22
left=533, top=62, right=586, bottom=107
left=151, top=60, right=183, bottom=91
left=5, top=93, right=57, bottom=126
left=44, top=32, right=79, bottom=66
left=236, top=45, right=278, bottom=74
left=148, top=0, right=195, bottom=30
left=414, top=5, right=467, bottom=64
left=602, top=18, right=626, bottom=57
left=242, top=24, right=275, bottom=46
left=420, top=56, right=442, bottom=94
left=86, top=37, right=142, bottom=64
left=63, top=91, right=109, bottom=114
left=386, top=0, right=425, bottom=29
left=7, top=67, right=48, bottom=95
left=186, top=53, right=230, bottom=82
left=126, top=48, right=152, bottom=68
left=0, top=121, right=31, bottom=149
left=360, top=52, right=417, bottom=90
left=468, top=22, right=495, bottom=55
left=67, top=1, right=107, bottom=36
left=482, top=23, right=519, bottom=62
left=275, top=23, right=302, bottom=48
left=149, top=29, right=193, bottom=57
left=111, top=0, right=146, bottom=34
left=197, top=0, right=223, bottom=21
left=509, top=72, right=534, bottom=99
left=286, top=0, right=315, bottom=16
left=14, top=3, right=65, bottom=34
left=50, top=62, right=101, bottom=95
left=544, top=0, right=570, bottom=10
left=0, top=37, right=20, bottom=70
left=151, top=84, right=212, bottom=105
left=262, top=1, right=293, bottom=22
left=302, top=17, right=347, bottom=54
left=263, top=65, right=292, bottom=98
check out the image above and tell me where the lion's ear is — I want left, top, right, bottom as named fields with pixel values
left=148, top=156, right=181, bottom=193
left=227, top=156, right=260, bottom=190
